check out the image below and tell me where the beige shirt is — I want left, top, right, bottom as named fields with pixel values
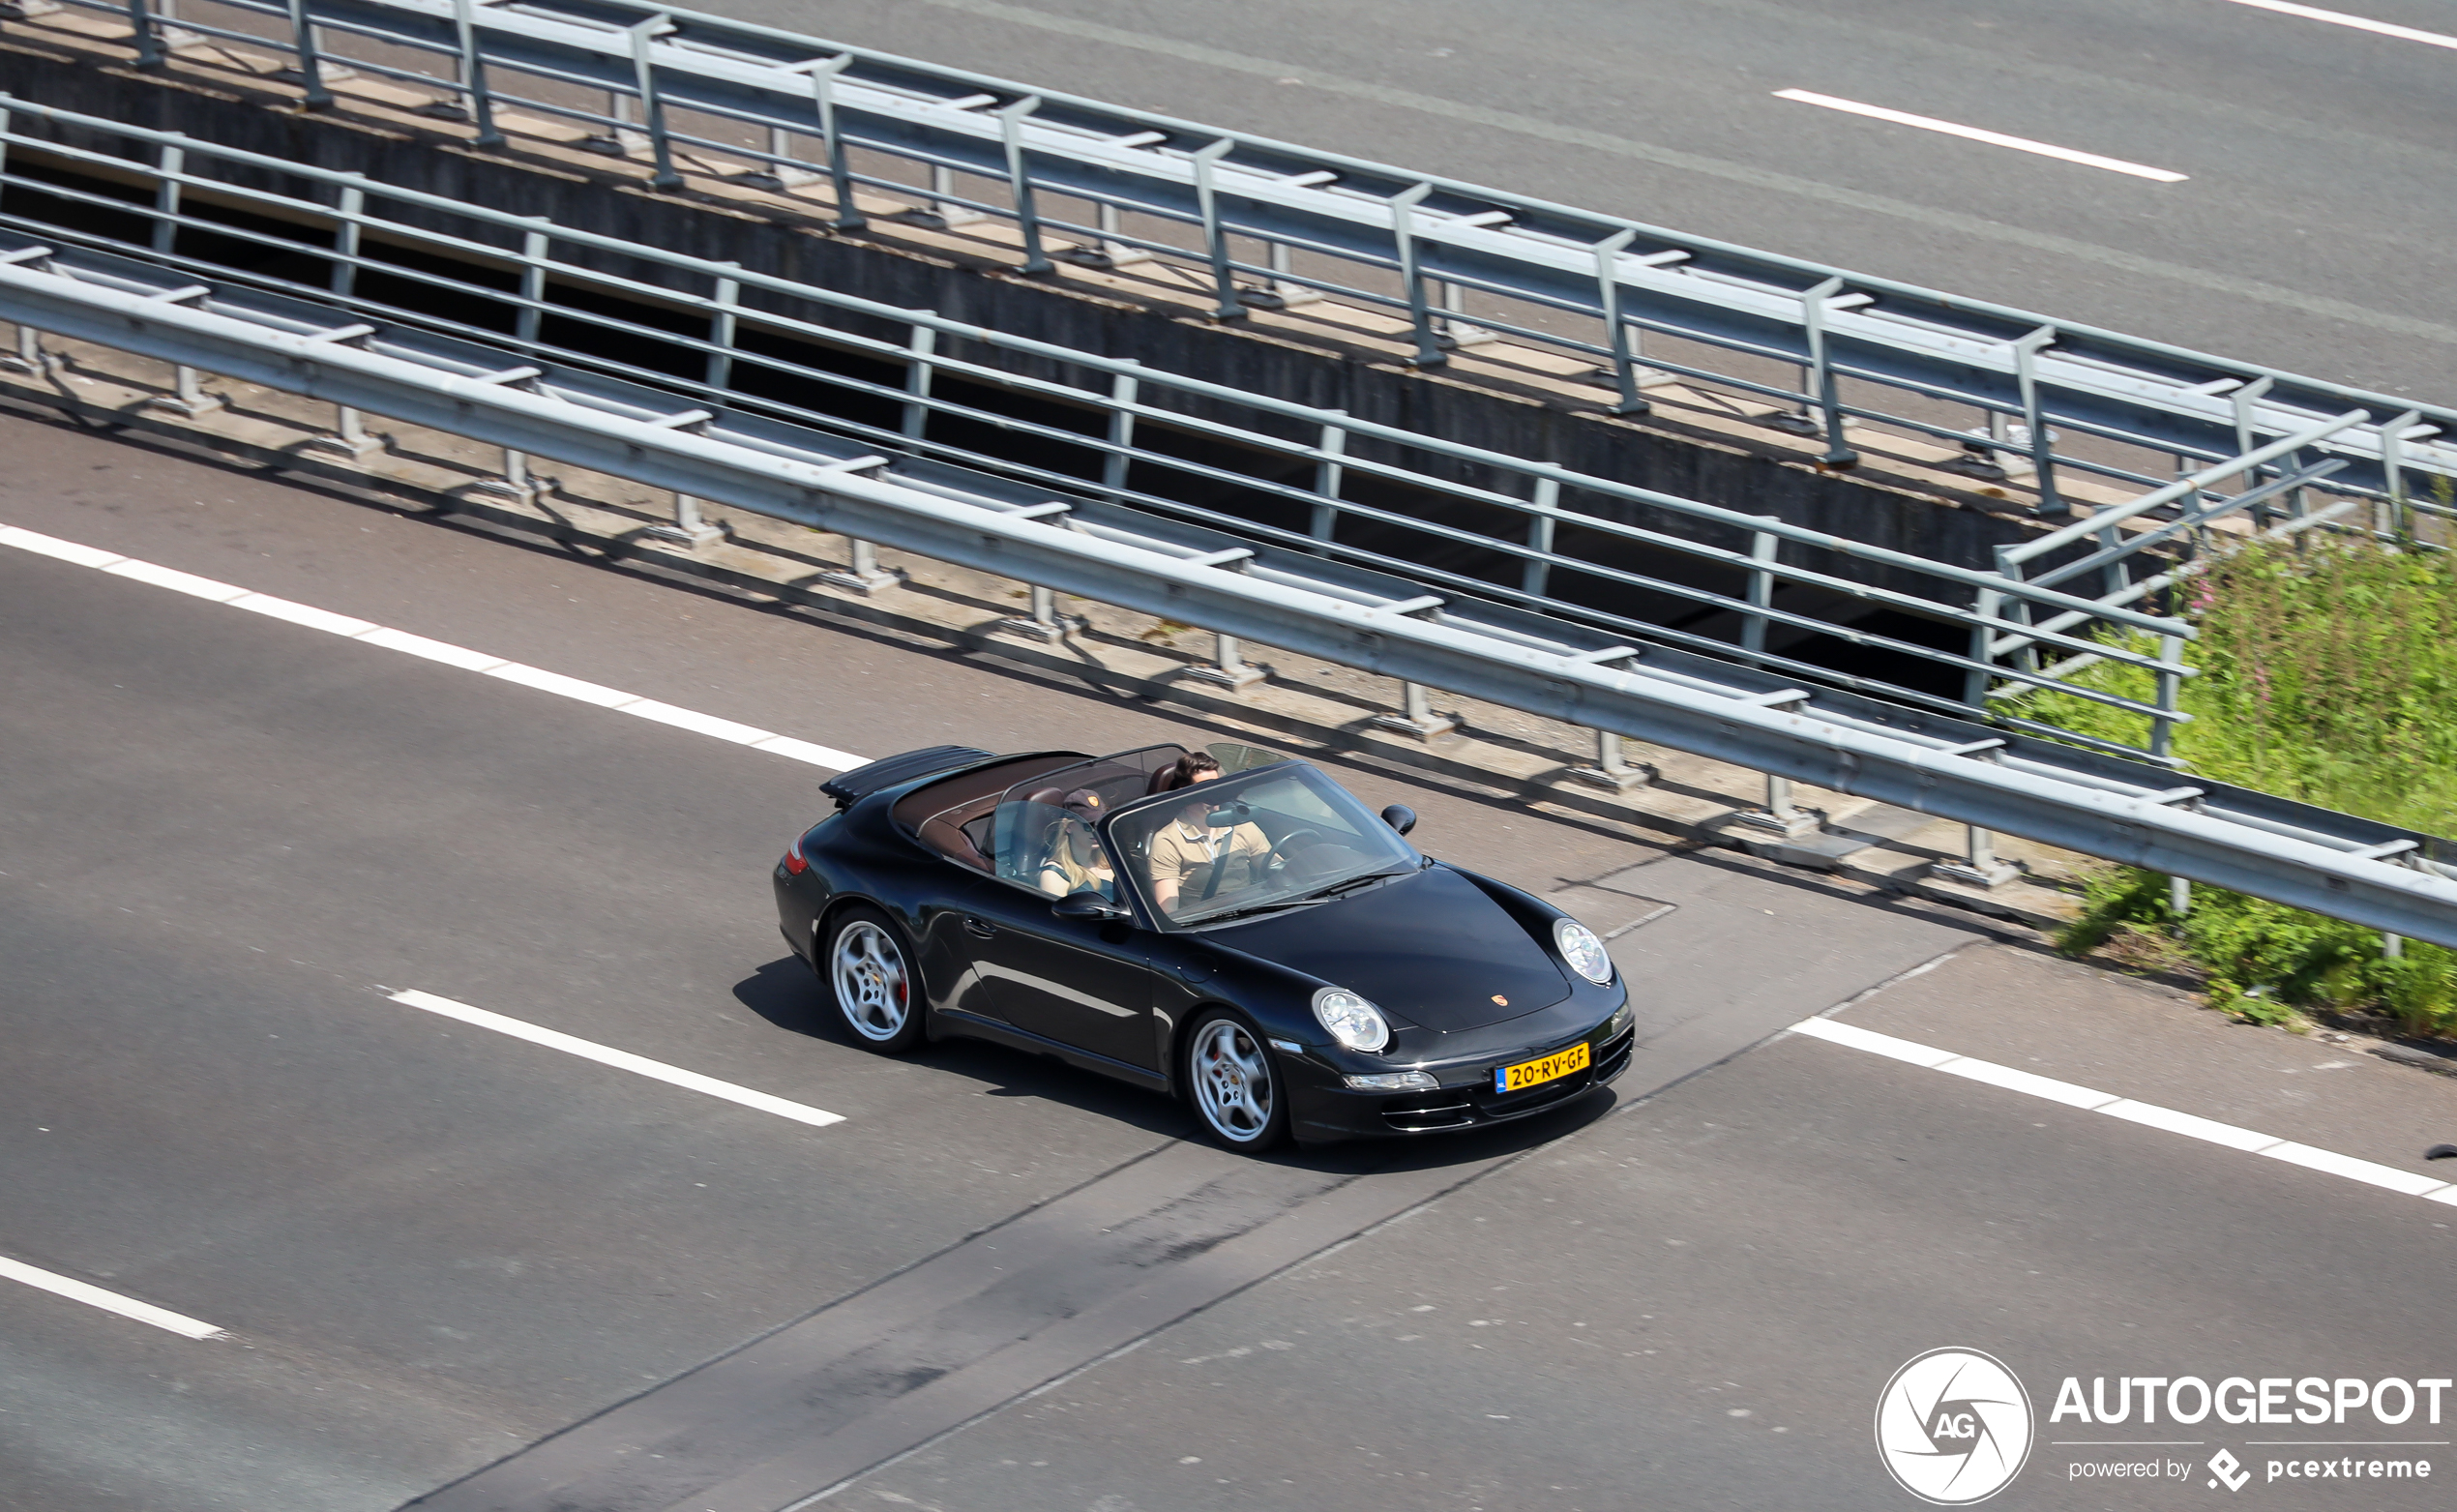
left=1146, top=816, right=1271, bottom=908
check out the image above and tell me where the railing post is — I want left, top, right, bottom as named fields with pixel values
left=150, top=304, right=224, bottom=421
left=2382, top=410, right=2437, bottom=545
left=1389, top=182, right=1442, bottom=367
left=1568, top=649, right=1652, bottom=792
left=1069, top=199, right=1155, bottom=268
left=321, top=400, right=381, bottom=459
left=1309, top=412, right=1347, bottom=548
left=1736, top=769, right=1820, bottom=840
left=451, top=0, right=503, bottom=146
left=1965, top=580, right=2001, bottom=713
left=517, top=225, right=548, bottom=348
left=1191, top=139, right=1245, bottom=321
left=1433, top=277, right=1495, bottom=350
left=1590, top=228, right=1648, bottom=416
left=1933, top=824, right=2020, bottom=889
left=152, top=141, right=181, bottom=258
left=628, top=15, right=682, bottom=190
left=1102, top=369, right=1136, bottom=503
left=809, top=54, right=863, bottom=230
left=129, top=0, right=166, bottom=70
left=6, top=319, right=58, bottom=376
left=1195, top=633, right=1264, bottom=690
left=487, top=448, right=541, bottom=503
left=1370, top=599, right=1458, bottom=739
left=901, top=317, right=934, bottom=441
left=996, top=96, right=1051, bottom=275
left=2013, top=326, right=2065, bottom=518
left=1741, top=519, right=1777, bottom=658
left=284, top=0, right=334, bottom=109
left=1253, top=236, right=1321, bottom=307
left=1183, top=550, right=1267, bottom=691
left=2150, top=630, right=2184, bottom=760
left=330, top=180, right=364, bottom=299
left=705, top=268, right=739, bottom=392
left=1800, top=277, right=1857, bottom=467
left=2229, top=375, right=2275, bottom=529
left=1522, top=476, right=1558, bottom=600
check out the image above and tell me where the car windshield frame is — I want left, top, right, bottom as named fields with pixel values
left=1100, top=759, right=1422, bottom=931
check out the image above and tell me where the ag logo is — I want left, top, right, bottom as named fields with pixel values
left=1875, top=1348, right=2034, bottom=1504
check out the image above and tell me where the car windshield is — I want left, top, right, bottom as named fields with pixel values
left=1107, top=762, right=1420, bottom=928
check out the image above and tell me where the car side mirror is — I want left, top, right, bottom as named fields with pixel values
left=1380, top=804, right=1417, bottom=837
left=1052, top=890, right=1131, bottom=922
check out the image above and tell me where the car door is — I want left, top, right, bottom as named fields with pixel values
left=959, top=882, right=1158, bottom=1072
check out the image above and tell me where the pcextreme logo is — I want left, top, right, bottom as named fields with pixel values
left=1875, top=1349, right=2036, bottom=1504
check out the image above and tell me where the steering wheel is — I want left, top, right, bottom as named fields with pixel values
left=1263, top=828, right=1323, bottom=870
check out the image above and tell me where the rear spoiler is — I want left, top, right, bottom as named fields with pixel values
left=819, top=746, right=994, bottom=812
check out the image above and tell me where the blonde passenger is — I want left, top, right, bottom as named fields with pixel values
left=1036, top=788, right=1117, bottom=900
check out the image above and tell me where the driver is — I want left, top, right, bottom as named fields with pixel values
left=1144, top=754, right=1273, bottom=914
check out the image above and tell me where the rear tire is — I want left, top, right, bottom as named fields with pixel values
left=824, top=905, right=925, bottom=1052
left=1183, top=1009, right=1288, bottom=1152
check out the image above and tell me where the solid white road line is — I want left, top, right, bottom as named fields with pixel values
left=0, top=522, right=872, bottom=773
left=389, top=990, right=846, bottom=1128
left=1789, top=1017, right=2457, bottom=1206
left=0, top=1253, right=227, bottom=1340
left=1772, top=90, right=2190, bottom=183
left=2219, top=0, right=2457, bottom=52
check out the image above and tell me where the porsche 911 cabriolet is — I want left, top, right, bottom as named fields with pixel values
left=773, top=742, right=1632, bottom=1151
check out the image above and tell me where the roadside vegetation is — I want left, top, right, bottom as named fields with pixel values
left=2015, top=535, right=2457, bottom=1041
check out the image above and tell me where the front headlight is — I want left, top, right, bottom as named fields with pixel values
left=1311, top=987, right=1391, bottom=1052
left=1554, top=918, right=1613, bottom=985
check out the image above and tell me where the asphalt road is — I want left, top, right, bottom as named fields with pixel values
left=5, top=400, right=2456, bottom=1510
left=763, top=0, right=2457, bottom=400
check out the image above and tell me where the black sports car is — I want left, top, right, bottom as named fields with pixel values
left=772, top=742, right=1633, bottom=1150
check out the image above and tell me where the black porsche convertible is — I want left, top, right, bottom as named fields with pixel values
left=772, top=742, right=1633, bottom=1151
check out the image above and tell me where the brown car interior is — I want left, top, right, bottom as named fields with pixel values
left=889, top=754, right=1085, bottom=872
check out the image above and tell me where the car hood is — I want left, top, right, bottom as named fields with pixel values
left=1207, top=864, right=1570, bottom=1032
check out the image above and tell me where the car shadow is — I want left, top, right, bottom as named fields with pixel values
left=731, top=957, right=1621, bottom=1166
left=731, top=956, right=1198, bottom=1141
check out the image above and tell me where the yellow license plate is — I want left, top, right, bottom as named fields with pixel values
left=1495, top=1042, right=1589, bottom=1094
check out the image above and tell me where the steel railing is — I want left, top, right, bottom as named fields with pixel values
left=0, top=93, right=2334, bottom=760
left=4, top=239, right=2454, bottom=944
left=15, top=0, right=2457, bottom=539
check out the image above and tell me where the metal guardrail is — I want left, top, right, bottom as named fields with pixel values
left=20, top=0, right=2457, bottom=537
left=4, top=240, right=2455, bottom=945
left=0, top=92, right=2337, bottom=762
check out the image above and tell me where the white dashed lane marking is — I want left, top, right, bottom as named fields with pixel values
left=2219, top=0, right=2457, bottom=53
left=0, top=1253, right=227, bottom=1340
left=1772, top=90, right=2190, bottom=183
left=0, top=523, right=872, bottom=772
left=389, top=990, right=846, bottom=1128
left=1790, top=1016, right=2457, bottom=1206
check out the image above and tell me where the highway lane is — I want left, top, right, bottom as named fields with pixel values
left=773, top=0, right=2457, bottom=397
left=852, top=992, right=2457, bottom=1512
left=5, top=421, right=2455, bottom=1509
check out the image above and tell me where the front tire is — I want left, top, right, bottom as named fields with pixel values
left=1183, top=1009, right=1288, bottom=1152
left=825, top=905, right=925, bottom=1052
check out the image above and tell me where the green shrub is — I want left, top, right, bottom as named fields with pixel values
left=2022, top=539, right=2457, bottom=1036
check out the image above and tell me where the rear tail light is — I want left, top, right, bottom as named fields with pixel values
left=783, top=835, right=809, bottom=875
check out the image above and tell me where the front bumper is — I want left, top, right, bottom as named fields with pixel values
left=1282, top=1000, right=1636, bottom=1142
